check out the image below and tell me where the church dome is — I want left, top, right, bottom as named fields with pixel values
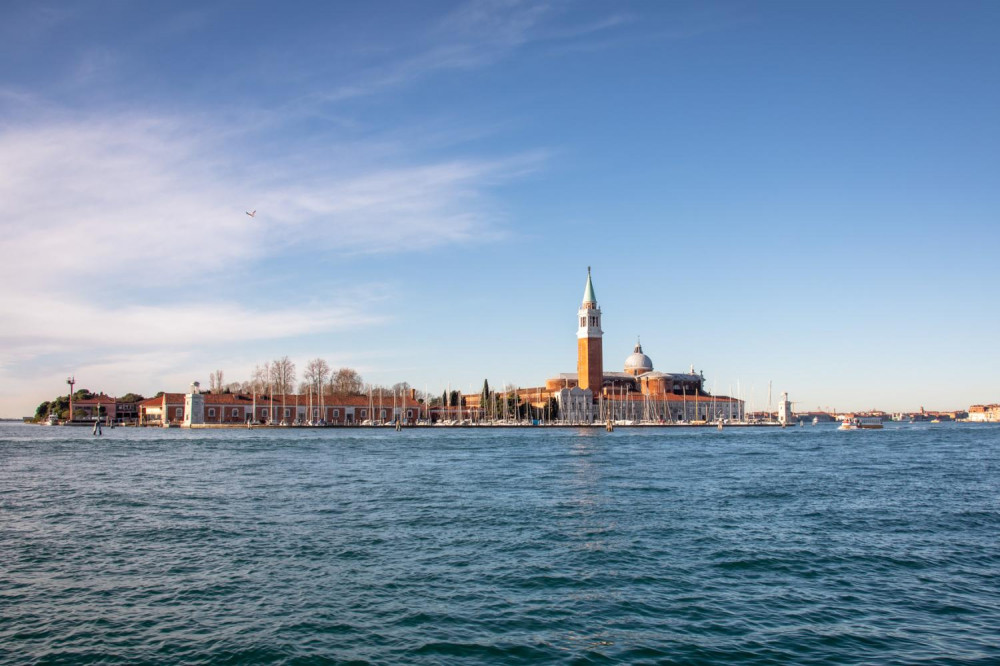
left=624, top=340, right=653, bottom=375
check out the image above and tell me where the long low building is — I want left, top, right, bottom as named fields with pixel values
left=139, top=388, right=427, bottom=427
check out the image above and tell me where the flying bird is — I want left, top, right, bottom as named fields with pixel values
left=246, top=210, right=256, bottom=218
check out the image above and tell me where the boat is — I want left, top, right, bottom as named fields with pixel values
left=42, top=413, right=60, bottom=425
left=812, top=416, right=819, bottom=426
left=838, top=416, right=883, bottom=430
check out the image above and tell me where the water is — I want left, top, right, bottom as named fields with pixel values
left=1, top=422, right=998, bottom=664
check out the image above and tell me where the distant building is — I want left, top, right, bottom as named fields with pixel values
left=72, top=393, right=118, bottom=421
left=968, top=404, right=1000, bottom=422
left=464, top=269, right=744, bottom=423
left=139, top=390, right=427, bottom=427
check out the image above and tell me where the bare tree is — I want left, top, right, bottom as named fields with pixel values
left=251, top=364, right=268, bottom=397
left=209, top=369, right=225, bottom=393
left=271, top=356, right=296, bottom=423
left=302, top=358, right=331, bottom=421
left=303, top=358, right=331, bottom=395
left=330, top=368, right=364, bottom=396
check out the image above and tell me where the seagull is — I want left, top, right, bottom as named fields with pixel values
left=246, top=210, right=257, bottom=218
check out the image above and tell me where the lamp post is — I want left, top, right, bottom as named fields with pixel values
left=67, top=376, right=76, bottom=422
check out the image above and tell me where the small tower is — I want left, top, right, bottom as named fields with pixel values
left=576, top=267, right=603, bottom=398
left=778, top=392, right=793, bottom=426
left=183, top=381, right=205, bottom=427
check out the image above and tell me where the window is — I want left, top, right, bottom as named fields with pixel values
left=284, top=408, right=290, bottom=417
left=407, top=410, right=413, bottom=418
left=261, top=409, right=268, bottom=417
left=580, top=317, right=585, bottom=327
left=232, top=408, right=239, bottom=417
left=360, top=410, right=366, bottom=417
left=208, top=408, right=215, bottom=417
left=333, top=409, right=340, bottom=417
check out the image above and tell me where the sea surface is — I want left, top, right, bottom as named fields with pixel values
left=1, top=422, right=998, bottom=665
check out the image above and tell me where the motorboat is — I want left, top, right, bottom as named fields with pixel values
left=838, top=416, right=883, bottom=430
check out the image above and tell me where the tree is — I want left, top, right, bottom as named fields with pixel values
left=271, top=356, right=296, bottom=421
left=251, top=364, right=268, bottom=397
left=329, top=368, right=364, bottom=396
left=303, top=358, right=331, bottom=396
left=209, top=369, right=225, bottom=393
left=35, top=401, right=50, bottom=420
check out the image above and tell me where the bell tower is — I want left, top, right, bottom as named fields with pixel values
left=576, top=267, right=603, bottom=398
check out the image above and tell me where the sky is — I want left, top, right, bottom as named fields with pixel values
left=1, top=0, right=998, bottom=416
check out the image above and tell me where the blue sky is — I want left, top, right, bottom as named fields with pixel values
left=1, top=0, right=997, bottom=416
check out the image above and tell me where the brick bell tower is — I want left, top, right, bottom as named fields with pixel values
left=577, top=266, right=603, bottom=399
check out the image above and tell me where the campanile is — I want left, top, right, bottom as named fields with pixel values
left=576, top=267, right=603, bottom=398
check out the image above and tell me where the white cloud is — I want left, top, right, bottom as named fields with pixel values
left=0, top=293, right=385, bottom=416
left=0, top=117, right=258, bottom=290
left=0, top=294, right=381, bottom=355
left=0, top=113, right=537, bottom=289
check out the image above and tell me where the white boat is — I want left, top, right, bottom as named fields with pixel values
left=43, top=413, right=60, bottom=425
left=812, top=416, right=819, bottom=426
left=838, top=416, right=883, bottom=430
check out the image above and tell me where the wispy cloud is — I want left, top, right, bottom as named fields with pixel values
left=315, top=0, right=626, bottom=103
left=0, top=295, right=382, bottom=355
left=0, top=112, right=539, bottom=289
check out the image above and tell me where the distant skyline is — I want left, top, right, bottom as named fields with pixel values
left=2, top=1, right=998, bottom=416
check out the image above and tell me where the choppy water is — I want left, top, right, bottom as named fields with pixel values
left=1, top=422, right=998, bottom=664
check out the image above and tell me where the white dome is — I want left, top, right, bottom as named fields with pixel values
left=624, top=340, right=653, bottom=372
